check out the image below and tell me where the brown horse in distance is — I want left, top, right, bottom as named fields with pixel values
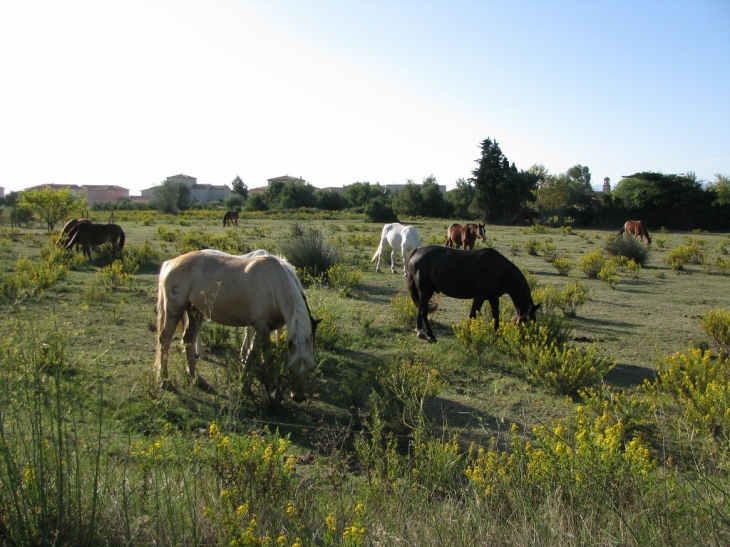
left=223, top=211, right=240, bottom=227
left=618, top=220, right=652, bottom=245
left=55, top=218, right=91, bottom=248
left=445, top=222, right=486, bottom=250
left=65, top=222, right=125, bottom=260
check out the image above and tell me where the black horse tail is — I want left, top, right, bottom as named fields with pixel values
left=617, top=225, right=625, bottom=237
left=406, top=269, right=419, bottom=307
left=118, top=228, right=126, bottom=251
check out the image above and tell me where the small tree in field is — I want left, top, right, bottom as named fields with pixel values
left=18, top=188, right=86, bottom=232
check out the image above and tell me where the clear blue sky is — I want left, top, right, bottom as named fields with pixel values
left=1, top=0, right=728, bottom=195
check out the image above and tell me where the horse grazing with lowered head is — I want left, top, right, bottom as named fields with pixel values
left=223, top=211, right=239, bottom=227
left=155, top=250, right=321, bottom=401
left=55, top=218, right=91, bottom=248
left=445, top=222, right=486, bottom=250
left=407, top=245, right=540, bottom=342
left=371, top=223, right=422, bottom=276
left=618, top=220, right=652, bottom=245
left=64, top=222, right=125, bottom=260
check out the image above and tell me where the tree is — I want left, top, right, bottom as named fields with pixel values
left=364, top=197, right=398, bottom=223
left=565, top=164, right=595, bottom=210
left=535, top=172, right=570, bottom=218
left=155, top=180, right=192, bottom=214
left=315, top=190, right=346, bottom=211
left=231, top=176, right=248, bottom=201
left=445, top=178, right=478, bottom=218
left=708, top=173, right=730, bottom=206
left=342, top=182, right=386, bottom=208
left=392, top=180, right=423, bottom=217
left=275, top=181, right=317, bottom=209
left=471, top=138, right=537, bottom=223
left=420, top=175, right=451, bottom=218
left=224, top=193, right=246, bottom=211
left=18, top=188, right=86, bottom=231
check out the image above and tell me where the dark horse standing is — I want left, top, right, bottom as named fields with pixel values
left=618, top=220, right=651, bottom=245
left=55, top=218, right=91, bottom=248
left=65, top=222, right=125, bottom=260
left=407, top=245, right=539, bottom=342
left=445, top=222, right=486, bottom=250
left=223, top=211, right=240, bottom=227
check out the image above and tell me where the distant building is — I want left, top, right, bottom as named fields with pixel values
left=141, top=174, right=231, bottom=203
left=0, top=186, right=5, bottom=198
left=603, top=177, right=611, bottom=193
left=22, top=183, right=129, bottom=204
left=267, top=175, right=306, bottom=186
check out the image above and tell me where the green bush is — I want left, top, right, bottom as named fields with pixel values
left=577, top=249, right=606, bottom=278
left=605, top=234, right=649, bottom=266
left=597, top=260, right=620, bottom=289
left=532, top=280, right=588, bottom=318
left=699, top=308, right=730, bottom=358
left=327, top=263, right=362, bottom=296
left=391, top=292, right=417, bottom=329
left=666, top=244, right=706, bottom=270
left=279, top=228, right=340, bottom=279
left=551, top=256, right=573, bottom=276
left=524, top=238, right=540, bottom=256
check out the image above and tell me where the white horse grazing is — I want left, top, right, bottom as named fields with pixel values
left=156, top=250, right=320, bottom=401
left=371, top=223, right=422, bottom=276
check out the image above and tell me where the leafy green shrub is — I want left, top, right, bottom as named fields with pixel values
left=577, top=249, right=606, bottom=278
left=524, top=238, right=540, bottom=256
left=666, top=244, right=706, bottom=270
left=391, top=292, right=417, bottom=328
left=327, top=263, right=362, bottom=296
left=279, top=228, right=340, bottom=279
left=532, top=280, right=588, bottom=318
left=597, top=261, right=620, bottom=289
left=369, top=348, right=447, bottom=430
left=522, top=342, right=616, bottom=395
left=605, top=234, right=649, bottom=266
left=654, top=237, right=666, bottom=249
left=541, top=242, right=558, bottom=262
left=364, top=197, right=397, bottom=223
left=699, top=308, right=730, bottom=358
left=715, top=256, right=730, bottom=276
left=155, top=224, right=181, bottom=242
left=508, top=241, right=520, bottom=256
left=551, top=256, right=573, bottom=276
left=453, top=315, right=498, bottom=365
left=622, top=258, right=641, bottom=278
left=0, top=256, right=68, bottom=302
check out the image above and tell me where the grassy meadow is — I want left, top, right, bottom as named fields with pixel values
left=1, top=209, right=729, bottom=546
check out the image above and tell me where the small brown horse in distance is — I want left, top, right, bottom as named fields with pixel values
left=618, top=220, right=652, bottom=245
left=64, top=222, right=125, bottom=260
left=223, top=211, right=240, bottom=227
left=55, top=218, right=91, bottom=248
left=445, top=222, right=486, bottom=250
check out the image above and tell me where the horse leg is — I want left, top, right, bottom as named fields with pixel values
left=487, top=297, right=500, bottom=331
left=83, top=242, right=92, bottom=260
left=182, top=308, right=203, bottom=380
left=390, top=247, right=397, bottom=274
left=469, top=298, right=485, bottom=319
left=416, top=287, right=436, bottom=342
left=155, top=309, right=183, bottom=386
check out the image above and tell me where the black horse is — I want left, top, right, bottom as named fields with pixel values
left=406, top=245, right=539, bottom=342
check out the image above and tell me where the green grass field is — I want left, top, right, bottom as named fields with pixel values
left=1, top=211, right=729, bottom=545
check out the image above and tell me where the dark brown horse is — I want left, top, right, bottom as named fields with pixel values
left=223, top=211, right=239, bottom=227
left=618, top=220, right=651, bottom=245
left=55, top=218, right=91, bottom=248
left=65, top=222, right=125, bottom=260
left=407, top=245, right=539, bottom=342
left=445, top=222, right=486, bottom=249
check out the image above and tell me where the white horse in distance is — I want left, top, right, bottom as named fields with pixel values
left=371, top=223, right=421, bottom=276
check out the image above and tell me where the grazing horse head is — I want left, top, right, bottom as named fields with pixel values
left=406, top=245, right=539, bottom=342
left=445, top=222, right=486, bottom=250
left=55, top=218, right=91, bottom=247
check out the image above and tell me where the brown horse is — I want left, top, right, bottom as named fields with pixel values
left=55, top=218, right=91, bottom=248
left=64, top=222, right=125, bottom=260
left=618, top=220, right=652, bottom=245
left=445, top=222, right=486, bottom=250
left=407, top=245, right=539, bottom=342
left=223, top=211, right=239, bottom=227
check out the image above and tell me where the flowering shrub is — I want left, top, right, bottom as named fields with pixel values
left=578, top=249, right=606, bottom=278
left=700, top=308, right=730, bottom=358
left=657, top=348, right=730, bottom=440
left=551, top=256, right=573, bottom=276
left=391, top=292, right=417, bottom=328
left=531, top=280, right=588, bottom=318
left=666, top=243, right=706, bottom=270
left=597, top=260, right=620, bottom=289
left=327, top=263, right=362, bottom=297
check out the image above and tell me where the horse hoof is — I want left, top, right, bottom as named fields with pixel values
left=416, top=332, right=429, bottom=340
left=159, top=379, right=173, bottom=391
left=428, top=337, right=438, bottom=344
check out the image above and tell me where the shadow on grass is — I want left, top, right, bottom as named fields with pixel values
left=605, top=362, right=656, bottom=388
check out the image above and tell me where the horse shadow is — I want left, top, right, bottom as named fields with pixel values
left=604, top=363, right=657, bottom=388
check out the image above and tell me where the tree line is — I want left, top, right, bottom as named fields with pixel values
left=4, top=138, right=729, bottom=231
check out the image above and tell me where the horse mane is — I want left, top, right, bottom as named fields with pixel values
left=277, top=258, right=315, bottom=369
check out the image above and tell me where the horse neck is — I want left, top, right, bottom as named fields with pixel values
left=503, top=261, right=533, bottom=314
left=281, top=266, right=312, bottom=343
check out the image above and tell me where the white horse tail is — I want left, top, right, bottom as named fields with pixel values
left=371, top=237, right=386, bottom=262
